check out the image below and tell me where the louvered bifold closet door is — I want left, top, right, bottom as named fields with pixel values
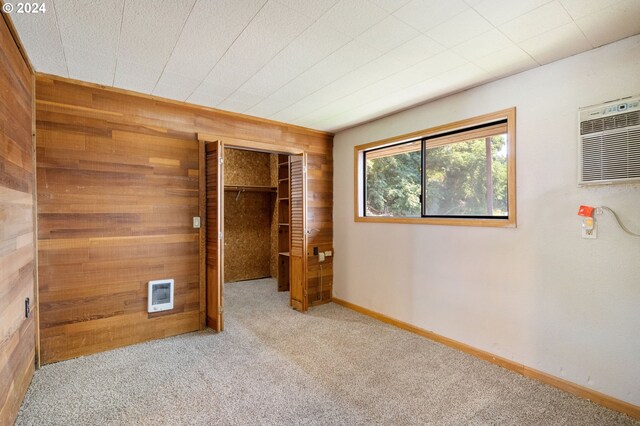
left=205, top=141, right=224, bottom=331
left=289, top=154, right=307, bottom=312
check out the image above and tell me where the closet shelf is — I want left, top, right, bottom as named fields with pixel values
left=279, top=252, right=290, bottom=257
left=223, top=185, right=276, bottom=193
left=278, top=223, right=289, bottom=226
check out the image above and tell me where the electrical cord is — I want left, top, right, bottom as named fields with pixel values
left=599, top=206, right=640, bottom=237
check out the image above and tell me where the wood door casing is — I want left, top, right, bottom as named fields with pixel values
left=205, top=141, right=224, bottom=331
left=289, top=154, right=307, bottom=311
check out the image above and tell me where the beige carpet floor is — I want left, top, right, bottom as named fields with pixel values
left=16, top=278, right=638, bottom=425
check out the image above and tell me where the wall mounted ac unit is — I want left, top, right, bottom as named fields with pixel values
left=579, top=95, right=640, bottom=185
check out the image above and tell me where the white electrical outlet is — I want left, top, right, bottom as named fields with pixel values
left=193, top=217, right=201, bottom=228
left=319, top=252, right=325, bottom=262
left=324, top=251, right=332, bottom=257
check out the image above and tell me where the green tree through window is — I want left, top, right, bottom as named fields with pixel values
left=364, top=134, right=508, bottom=218
left=425, top=135, right=507, bottom=216
left=366, top=147, right=421, bottom=217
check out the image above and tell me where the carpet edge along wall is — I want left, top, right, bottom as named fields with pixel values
left=0, top=12, right=36, bottom=426
left=331, top=298, right=640, bottom=420
left=35, top=74, right=333, bottom=364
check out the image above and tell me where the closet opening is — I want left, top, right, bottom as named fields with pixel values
left=200, top=135, right=307, bottom=333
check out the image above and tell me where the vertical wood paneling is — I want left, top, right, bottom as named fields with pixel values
left=35, top=74, right=333, bottom=362
left=0, top=13, right=35, bottom=426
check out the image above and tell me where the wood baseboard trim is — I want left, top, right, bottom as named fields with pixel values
left=206, top=316, right=218, bottom=331
left=332, top=297, right=640, bottom=420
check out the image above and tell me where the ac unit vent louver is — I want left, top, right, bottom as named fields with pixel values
left=579, top=95, right=640, bottom=185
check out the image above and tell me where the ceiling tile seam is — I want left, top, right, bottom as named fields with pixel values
left=270, top=0, right=331, bottom=21
left=260, top=18, right=444, bottom=120
left=293, top=17, right=552, bottom=127
left=326, top=72, right=509, bottom=132
left=467, top=3, right=541, bottom=67
left=323, top=66, right=522, bottom=132
left=556, top=0, right=594, bottom=48
left=490, top=0, right=573, bottom=46
left=294, top=60, right=459, bottom=126
left=391, top=6, right=430, bottom=34
left=51, top=0, right=70, bottom=77
left=217, top=0, right=365, bottom=110
left=111, top=0, right=127, bottom=86
left=148, top=0, right=209, bottom=96
left=390, top=2, right=465, bottom=36
left=428, top=7, right=497, bottom=50
left=264, top=44, right=397, bottom=121
left=265, top=34, right=458, bottom=122
left=183, top=0, right=269, bottom=101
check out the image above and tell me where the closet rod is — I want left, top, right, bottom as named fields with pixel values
left=223, top=185, right=277, bottom=193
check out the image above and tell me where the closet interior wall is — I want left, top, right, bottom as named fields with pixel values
left=223, top=148, right=279, bottom=283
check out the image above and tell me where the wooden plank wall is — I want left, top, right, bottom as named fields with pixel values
left=224, top=148, right=276, bottom=283
left=306, top=150, right=333, bottom=305
left=35, top=74, right=334, bottom=363
left=0, top=14, right=35, bottom=426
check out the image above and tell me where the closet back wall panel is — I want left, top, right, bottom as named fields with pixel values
left=223, top=149, right=274, bottom=283
left=35, top=75, right=333, bottom=362
left=224, top=148, right=271, bottom=186
left=224, top=192, right=273, bottom=282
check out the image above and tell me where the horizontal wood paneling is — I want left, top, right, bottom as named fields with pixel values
left=0, top=12, right=35, bottom=426
left=36, top=74, right=333, bottom=362
left=37, top=132, right=200, bottom=363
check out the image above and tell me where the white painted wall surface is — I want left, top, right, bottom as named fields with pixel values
left=333, top=35, right=640, bottom=405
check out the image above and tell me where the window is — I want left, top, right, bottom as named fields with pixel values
left=355, top=108, right=516, bottom=227
left=365, top=141, right=421, bottom=217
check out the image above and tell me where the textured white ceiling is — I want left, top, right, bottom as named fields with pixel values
left=7, top=0, right=640, bottom=132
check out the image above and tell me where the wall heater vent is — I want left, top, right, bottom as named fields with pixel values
left=148, top=279, right=174, bottom=313
left=579, top=95, right=640, bottom=185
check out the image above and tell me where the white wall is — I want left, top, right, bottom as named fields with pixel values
left=333, top=35, right=640, bottom=406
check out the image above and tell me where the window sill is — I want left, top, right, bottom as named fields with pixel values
left=354, top=215, right=516, bottom=228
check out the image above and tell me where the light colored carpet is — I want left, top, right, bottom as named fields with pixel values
left=16, top=278, right=637, bottom=425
